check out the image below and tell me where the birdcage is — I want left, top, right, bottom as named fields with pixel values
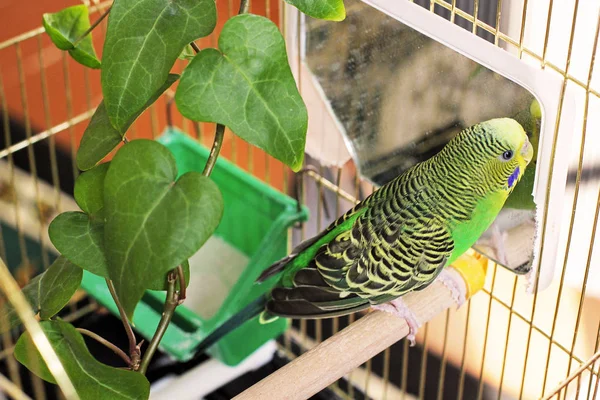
left=0, top=0, right=599, bottom=399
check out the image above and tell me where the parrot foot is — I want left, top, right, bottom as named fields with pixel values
left=437, top=268, right=467, bottom=308
left=372, top=299, right=421, bottom=346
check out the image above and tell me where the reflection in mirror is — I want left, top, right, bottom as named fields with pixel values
left=411, top=0, right=501, bottom=42
left=304, top=0, right=540, bottom=273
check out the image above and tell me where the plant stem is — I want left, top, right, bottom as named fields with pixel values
left=238, top=0, right=250, bottom=14
left=202, top=124, right=225, bottom=177
left=105, top=279, right=140, bottom=368
left=77, top=328, right=132, bottom=366
left=138, top=272, right=179, bottom=374
left=73, top=6, right=112, bottom=47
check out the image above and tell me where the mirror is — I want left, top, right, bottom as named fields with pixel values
left=304, top=0, right=540, bottom=273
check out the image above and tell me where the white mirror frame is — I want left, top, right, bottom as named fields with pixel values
left=283, top=0, right=577, bottom=293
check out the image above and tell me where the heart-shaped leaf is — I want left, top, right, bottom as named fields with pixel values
left=176, top=14, right=308, bottom=171
left=50, top=162, right=191, bottom=291
left=285, top=0, right=345, bottom=21
left=75, top=162, right=110, bottom=215
left=0, top=257, right=82, bottom=332
left=50, top=164, right=110, bottom=277
left=14, top=320, right=150, bottom=399
left=42, top=5, right=101, bottom=69
left=38, top=258, right=83, bottom=319
left=76, top=103, right=120, bottom=172
left=104, top=140, right=223, bottom=318
left=50, top=212, right=108, bottom=277
left=49, top=213, right=191, bottom=290
left=102, top=0, right=216, bottom=132
left=77, top=74, right=179, bottom=171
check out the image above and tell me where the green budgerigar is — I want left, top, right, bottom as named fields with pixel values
left=193, top=118, right=533, bottom=354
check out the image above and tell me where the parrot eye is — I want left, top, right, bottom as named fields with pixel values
left=500, top=150, right=514, bottom=161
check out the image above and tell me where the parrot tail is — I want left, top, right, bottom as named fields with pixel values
left=192, top=294, right=271, bottom=357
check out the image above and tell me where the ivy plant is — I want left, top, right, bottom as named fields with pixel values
left=2, top=0, right=346, bottom=397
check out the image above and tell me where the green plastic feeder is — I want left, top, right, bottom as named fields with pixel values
left=80, top=129, right=308, bottom=365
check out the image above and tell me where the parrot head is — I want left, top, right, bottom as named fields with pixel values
left=444, top=118, right=534, bottom=194
left=481, top=118, right=533, bottom=194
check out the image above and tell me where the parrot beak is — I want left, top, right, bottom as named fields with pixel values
left=521, top=138, right=533, bottom=164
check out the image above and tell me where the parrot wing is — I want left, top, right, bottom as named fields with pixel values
left=265, top=185, right=456, bottom=318
left=256, top=204, right=367, bottom=283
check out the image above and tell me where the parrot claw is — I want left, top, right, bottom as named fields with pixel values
left=437, top=268, right=467, bottom=308
left=372, top=299, right=421, bottom=346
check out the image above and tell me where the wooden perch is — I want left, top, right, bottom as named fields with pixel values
left=234, top=252, right=488, bottom=400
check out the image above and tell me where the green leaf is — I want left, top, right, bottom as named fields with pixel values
left=148, top=260, right=191, bottom=292
left=178, top=260, right=191, bottom=290
left=14, top=320, right=150, bottom=399
left=49, top=212, right=108, bottom=278
left=178, top=44, right=196, bottom=61
left=176, top=15, right=308, bottom=171
left=102, top=0, right=216, bottom=132
left=0, top=276, right=41, bottom=332
left=50, top=163, right=191, bottom=291
left=50, top=216, right=192, bottom=288
left=75, top=162, right=110, bottom=214
left=50, top=164, right=109, bottom=277
left=0, top=257, right=82, bottom=332
left=42, top=5, right=101, bottom=69
left=38, top=258, right=83, bottom=320
left=49, top=214, right=190, bottom=291
left=76, top=103, right=121, bottom=172
left=77, top=74, right=179, bottom=171
left=104, top=140, right=223, bottom=318
left=285, top=0, right=345, bottom=21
